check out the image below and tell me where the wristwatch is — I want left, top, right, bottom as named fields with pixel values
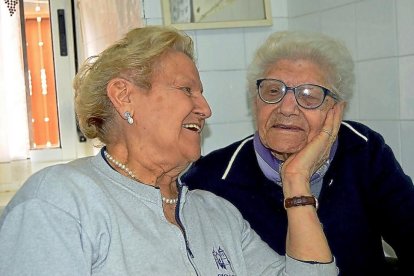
left=284, top=195, right=318, bottom=210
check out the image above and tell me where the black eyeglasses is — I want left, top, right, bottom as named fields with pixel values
left=256, top=79, right=339, bottom=109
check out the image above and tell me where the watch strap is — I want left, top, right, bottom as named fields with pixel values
left=284, top=195, right=318, bottom=210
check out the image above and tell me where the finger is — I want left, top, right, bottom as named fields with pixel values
left=321, top=129, right=334, bottom=139
left=320, top=108, right=335, bottom=140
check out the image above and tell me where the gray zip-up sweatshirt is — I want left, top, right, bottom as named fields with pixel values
left=0, top=152, right=337, bottom=275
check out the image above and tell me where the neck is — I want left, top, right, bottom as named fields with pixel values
left=104, top=149, right=153, bottom=185
left=103, top=148, right=179, bottom=204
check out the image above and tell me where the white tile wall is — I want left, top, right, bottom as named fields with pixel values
left=201, top=122, right=255, bottom=155
left=396, top=0, right=414, bottom=55
left=399, top=56, right=414, bottom=119
left=270, top=0, right=288, bottom=17
left=320, top=0, right=356, bottom=10
left=287, top=0, right=322, bottom=17
left=200, top=70, right=250, bottom=124
left=196, top=29, right=246, bottom=71
left=320, top=4, right=357, bottom=58
left=289, top=13, right=321, bottom=31
left=357, top=58, right=400, bottom=120
left=355, top=0, right=398, bottom=60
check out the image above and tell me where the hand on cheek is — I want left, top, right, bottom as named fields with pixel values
left=281, top=101, right=345, bottom=194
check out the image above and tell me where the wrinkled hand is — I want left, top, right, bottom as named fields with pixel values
left=281, top=102, right=345, bottom=190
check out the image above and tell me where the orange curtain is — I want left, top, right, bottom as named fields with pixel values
left=25, top=17, right=59, bottom=148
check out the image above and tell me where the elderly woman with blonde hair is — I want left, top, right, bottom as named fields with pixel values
left=0, top=26, right=340, bottom=275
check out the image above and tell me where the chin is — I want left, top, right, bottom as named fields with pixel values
left=269, top=141, right=305, bottom=155
left=267, top=135, right=305, bottom=150
left=190, top=153, right=201, bottom=162
left=184, top=149, right=201, bottom=163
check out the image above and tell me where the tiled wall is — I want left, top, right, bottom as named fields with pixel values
left=143, top=0, right=413, bottom=179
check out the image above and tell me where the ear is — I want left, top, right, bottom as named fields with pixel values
left=107, top=78, right=133, bottom=116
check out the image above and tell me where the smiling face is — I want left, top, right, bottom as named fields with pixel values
left=255, top=59, right=336, bottom=160
left=132, top=50, right=211, bottom=170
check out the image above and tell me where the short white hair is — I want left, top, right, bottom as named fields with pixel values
left=247, top=31, right=355, bottom=104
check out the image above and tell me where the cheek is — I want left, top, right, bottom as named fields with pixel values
left=255, top=102, right=273, bottom=130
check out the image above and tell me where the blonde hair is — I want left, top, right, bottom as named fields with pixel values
left=73, top=26, right=194, bottom=144
left=247, top=31, right=355, bottom=103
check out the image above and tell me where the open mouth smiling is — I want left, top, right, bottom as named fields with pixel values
left=182, top=123, right=202, bottom=133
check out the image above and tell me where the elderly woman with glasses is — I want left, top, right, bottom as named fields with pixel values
left=182, top=31, right=414, bottom=276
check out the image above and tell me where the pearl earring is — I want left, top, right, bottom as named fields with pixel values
left=124, top=111, right=134, bottom=125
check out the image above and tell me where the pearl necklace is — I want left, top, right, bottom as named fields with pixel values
left=103, top=150, right=179, bottom=205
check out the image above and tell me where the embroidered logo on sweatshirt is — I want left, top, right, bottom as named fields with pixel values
left=212, top=246, right=235, bottom=275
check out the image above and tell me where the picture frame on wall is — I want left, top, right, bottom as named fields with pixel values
left=161, top=0, right=272, bottom=30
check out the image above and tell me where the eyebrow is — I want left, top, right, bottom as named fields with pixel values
left=173, top=76, right=203, bottom=93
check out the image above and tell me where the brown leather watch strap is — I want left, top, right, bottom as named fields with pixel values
left=284, top=195, right=318, bottom=210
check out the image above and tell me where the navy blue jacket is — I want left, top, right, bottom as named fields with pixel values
left=182, top=121, right=414, bottom=276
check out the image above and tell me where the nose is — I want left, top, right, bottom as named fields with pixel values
left=194, top=94, right=212, bottom=119
left=278, top=89, right=299, bottom=116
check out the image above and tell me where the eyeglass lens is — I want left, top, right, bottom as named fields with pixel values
left=258, top=79, right=327, bottom=109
